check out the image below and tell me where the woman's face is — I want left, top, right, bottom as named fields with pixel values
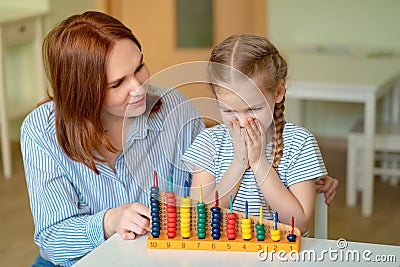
left=103, top=39, right=150, bottom=122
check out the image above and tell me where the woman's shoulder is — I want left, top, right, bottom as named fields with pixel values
left=21, top=101, right=55, bottom=134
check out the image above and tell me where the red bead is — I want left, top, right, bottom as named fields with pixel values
left=167, top=232, right=176, bottom=238
left=226, top=228, right=235, bottom=234
left=167, top=216, right=176, bottom=223
left=227, top=233, right=236, bottom=239
left=166, top=206, right=176, bottom=212
left=226, top=224, right=235, bottom=229
left=167, top=222, right=176, bottom=228
left=165, top=192, right=175, bottom=198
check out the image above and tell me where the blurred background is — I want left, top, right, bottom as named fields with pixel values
left=0, top=0, right=399, bottom=266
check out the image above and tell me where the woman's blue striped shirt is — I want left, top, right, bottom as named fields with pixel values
left=20, top=86, right=204, bottom=266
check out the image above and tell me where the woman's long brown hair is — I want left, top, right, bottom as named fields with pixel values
left=42, top=11, right=146, bottom=174
left=209, top=33, right=288, bottom=168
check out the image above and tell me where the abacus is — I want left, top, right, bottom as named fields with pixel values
left=148, top=174, right=301, bottom=252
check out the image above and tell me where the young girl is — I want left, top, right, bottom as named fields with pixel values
left=182, top=34, right=327, bottom=234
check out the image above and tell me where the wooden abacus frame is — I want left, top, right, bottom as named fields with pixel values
left=147, top=192, right=301, bottom=252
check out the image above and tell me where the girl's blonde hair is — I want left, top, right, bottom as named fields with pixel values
left=209, top=33, right=287, bottom=168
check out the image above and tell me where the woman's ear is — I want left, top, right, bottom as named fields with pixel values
left=275, top=80, right=286, bottom=103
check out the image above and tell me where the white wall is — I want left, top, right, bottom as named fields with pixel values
left=1, top=0, right=102, bottom=139
left=268, top=0, right=400, bottom=138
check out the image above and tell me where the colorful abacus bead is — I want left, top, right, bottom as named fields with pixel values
left=197, top=202, right=206, bottom=239
left=255, top=223, right=266, bottom=241
left=287, top=233, right=297, bottom=242
left=150, top=187, right=160, bottom=238
left=165, top=192, right=177, bottom=238
left=180, top=197, right=191, bottom=239
left=210, top=207, right=221, bottom=240
left=226, top=213, right=236, bottom=240
left=241, top=218, right=252, bottom=241
left=271, top=228, right=281, bottom=242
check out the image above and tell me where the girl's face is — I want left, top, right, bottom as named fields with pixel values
left=215, top=78, right=285, bottom=133
left=103, top=39, right=150, bottom=122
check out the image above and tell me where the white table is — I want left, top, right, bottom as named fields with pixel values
left=285, top=51, right=400, bottom=217
left=0, top=8, right=47, bottom=178
left=74, top=233, right=399, bottom=266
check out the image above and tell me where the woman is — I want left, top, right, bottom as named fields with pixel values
left=21, top=11, right=337, bottom=267
left=21, top=11, right=203, bottom=266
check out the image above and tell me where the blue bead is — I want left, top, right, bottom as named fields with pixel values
left=212, top=228, right=221, bottom=234
left=151, top=231, right=160, bottom=238
left=210, top=207, right=220, bottom=212
left=287, top=234, right=297, bottom=242
left=150, top=203, right=159, bottom=208
left=212, top=218, right=221, bottom=223
left=151, top=205, right=160, bottom=210
left=150, top=211, right=159, bottom=216
left=212, top=222, right=220, bottom=228
left=212, top=213, right=221, bottom=219
left=151, top=217, right=160, bottom=222
left=212, top=233, right=221, bottom=239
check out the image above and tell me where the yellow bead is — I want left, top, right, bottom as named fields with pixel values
left=241, top=218, right=251, bottom=224
left=180, top=217, right=191, bottom=223
left=181, top=231, right=191, bottom=238
left=180, top=227, right=190, bottom=233
left=242, top=228, right=252, bottom=234
left=271, top=229, right=281, bottom=242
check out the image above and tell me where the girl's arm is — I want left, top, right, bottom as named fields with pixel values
left=253, top=161, right=316, bottom=233
left=245, top=118, right=316, bottom=233
left=190, top=118, right=248, bottom=206
left=190, top=157, right=247, bottom=207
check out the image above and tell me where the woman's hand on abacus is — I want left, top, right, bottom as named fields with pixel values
left=244, top=117, right=267, bottom=171
left=227, top=117, right=249, bottom=168
left=103, top=202, right=151, bottom=240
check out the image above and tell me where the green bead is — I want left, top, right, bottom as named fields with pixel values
left=197, top=207, right=206, bottom=213
left=257, top=234, right=266, bottom=241
left=197, top=228, right=206, bottom=233
left=198, top=213, right=206, bottom=219
left=256, top=229, right=266, bottom=235
left=197, top=217, right=207, bottom=223
left=255, top=223, right=265, bottom=230
left=198, top=232, right=206, bottom=239
left=197, top=222, right=206, bottom=228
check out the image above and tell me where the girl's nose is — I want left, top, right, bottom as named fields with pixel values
left=236, top=114, right=247, bottom=128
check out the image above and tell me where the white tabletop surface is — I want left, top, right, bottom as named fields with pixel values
left=285, top=50, right=400, bottom=101
left=74, top=233, right=400, bottom=267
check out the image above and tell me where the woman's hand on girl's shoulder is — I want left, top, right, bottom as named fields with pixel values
left=316, top=175, right=339, bottom=205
